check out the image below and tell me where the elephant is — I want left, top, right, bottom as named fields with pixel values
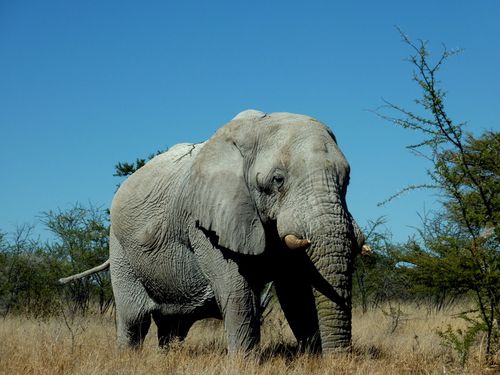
left=59, top=109, right=369, bottom=354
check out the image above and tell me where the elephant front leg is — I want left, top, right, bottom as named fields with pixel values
left=190, top=226, right=261, bottom=353
left=214, top=264, right=261, bottom=353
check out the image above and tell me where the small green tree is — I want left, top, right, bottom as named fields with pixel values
left=379, top=30, right=499, bottom=359
left=43, top=204, right=112, bottom=315
left=0, top=225, right=66, bottom=317
left=353, top=218, right=412, bottom=313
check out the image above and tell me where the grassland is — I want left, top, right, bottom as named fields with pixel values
left=0, top=303, right=496, bottom=374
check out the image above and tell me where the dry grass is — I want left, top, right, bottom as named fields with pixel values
left=0, top=303, right=497, bottom=375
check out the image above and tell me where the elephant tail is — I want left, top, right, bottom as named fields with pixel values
left=58, top=259, right=111, bottom=284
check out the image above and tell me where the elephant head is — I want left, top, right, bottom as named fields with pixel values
left=189, top=109, right=361, bottom=353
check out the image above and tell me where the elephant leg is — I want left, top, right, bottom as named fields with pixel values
left=152, top=312, right=194, bottom=348
left=190, top=226, right=261, bottom=353
left=116, top=312, right=152, bottom=349
left=110, top=230, right=154, bottom=349
left=213, top=284, right=260, bottom=353
left=203, top=255, right=261, bottom=353
left=275, top=278, right=321, bottom=353
left=218, top=281, right=261, bottom=353
left=192, top=245, right=258, bottom=351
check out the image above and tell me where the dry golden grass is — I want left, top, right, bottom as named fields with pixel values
left=0, top=303, right=497, bottom=375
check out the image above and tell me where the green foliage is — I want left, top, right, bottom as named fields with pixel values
left=436, top=311, right=487, bottom=369
left=0, top=225, right=65, bottom=317
left=393, top=119, right=500, bottom=362
left=42, top=204, right=112, bottom=315
left=0, top=204, right=112, bottom=317
left=439, top=131, right=499, bottom=236
left=379, top=29, right=500, bottom=359
left=353, top=218, right=413, bottom=312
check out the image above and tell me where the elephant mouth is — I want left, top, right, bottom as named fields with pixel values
left=282, top=234, right=311, bottom=250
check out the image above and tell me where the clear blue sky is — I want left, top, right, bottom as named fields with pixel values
left=1, top=1, right=499, bottom=243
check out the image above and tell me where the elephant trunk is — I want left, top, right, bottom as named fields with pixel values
left=277, top=172, right=356, bottom=353
left=279, top=209, right=354, bottom=352
left=309, top=215, right=353, bottom=353
left=313, top=258, right=352, bottom=353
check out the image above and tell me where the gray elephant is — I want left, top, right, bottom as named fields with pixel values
left=60, top=110, right=368, bottom=354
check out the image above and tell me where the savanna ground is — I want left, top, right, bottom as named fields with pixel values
left=1, top=303, right=497, bottom=375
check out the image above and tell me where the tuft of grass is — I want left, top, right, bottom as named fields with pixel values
left=0, top=303, right=496, bottom=374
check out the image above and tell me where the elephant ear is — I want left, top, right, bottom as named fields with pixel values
left=189, top=117, right=266, bottom=255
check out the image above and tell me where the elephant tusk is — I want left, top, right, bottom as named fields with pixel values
left=283, top=234, right=311, bottom=250
left=361, top=244, right=373, bottom=256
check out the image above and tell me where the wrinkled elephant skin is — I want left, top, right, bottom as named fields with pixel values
left=69, top=110, right=366, bottom=354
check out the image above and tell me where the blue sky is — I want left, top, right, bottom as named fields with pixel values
left=1, top=1, right=499, bottom=243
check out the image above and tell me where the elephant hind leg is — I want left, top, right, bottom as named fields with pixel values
left=152, top=312, right=194, bottom=348
left=116, top=312, right=152, bottom=349
left=110, top=230, right=154, bottom=349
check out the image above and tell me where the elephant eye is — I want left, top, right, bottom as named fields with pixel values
left=272, top=174, right=285, bottom=189
left=257, top=170, right=285, bottom=193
